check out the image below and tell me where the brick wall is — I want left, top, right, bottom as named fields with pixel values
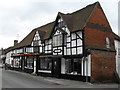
left=83, top=3, right=117, bottom=83
left=84, top=2, right=115, bottom=52
left=90, top=50, right=116, bottom=82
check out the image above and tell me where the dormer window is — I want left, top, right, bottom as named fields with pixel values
left=58, top=18, right=64, bottom=28
left=106, top=37, right=110, bottom=48
left=32, top=31, right=40, bottom=46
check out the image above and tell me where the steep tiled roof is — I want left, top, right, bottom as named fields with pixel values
left=113, top=32, right=120, bottom=41
left=4, top=47, right=13, bottom=54
left=5, top=2, right=102, bottom=52
left=13, top=29, right=37, bottom=49
left=59, top=2, right=98, bottom=32
left=4, top=29, right=37, bottom=53
left=36, top=22, right=55, bottom=40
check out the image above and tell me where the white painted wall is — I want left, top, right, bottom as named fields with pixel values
left=61, top=58, right=65, bottom=74
left=82, top=55, right=91, bottom=76
left=114, top=40, right=120, bottom=77
left=33, top=59, right=36, bottom=74
left=31, top=30, right=41, bottom=46
left=5, top=51, right=13, bottom=66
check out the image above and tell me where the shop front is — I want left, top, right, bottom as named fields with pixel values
left=37, top=55, right=90, bottom=81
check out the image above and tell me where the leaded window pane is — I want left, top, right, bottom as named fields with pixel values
left=72, top=40, right=76, bottom=47
left=67, top=49, right=71, bottom=55
left=77, top=39, right=82, bottom=46
left=72, top=48, right=76, bottom=55
left=72, top=33, right=76, bottom=40
left=77, top=47, right=82, bottom=54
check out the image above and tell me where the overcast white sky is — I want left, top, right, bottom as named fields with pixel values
left=0, top=0, right=119, bottom=49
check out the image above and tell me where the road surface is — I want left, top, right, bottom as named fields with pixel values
left=1, top=68, right=119, bottom=89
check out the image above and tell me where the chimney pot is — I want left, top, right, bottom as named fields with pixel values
left=14, top=40, right=18, bottom=46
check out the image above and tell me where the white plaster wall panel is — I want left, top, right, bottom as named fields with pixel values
left=61, top=58, right=65, bottom=74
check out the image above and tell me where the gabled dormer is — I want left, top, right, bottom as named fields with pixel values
left=52, top=13, right=69, bottom=55
left=31, top=30, right=42, bottom=53
left=52, top=12, right=84, bottom=56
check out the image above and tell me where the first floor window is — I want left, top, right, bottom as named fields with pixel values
left=53, top=34, right=62, bottom=46
left=34, top=47, right=39, bottom=53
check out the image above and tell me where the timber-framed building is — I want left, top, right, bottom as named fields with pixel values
left=4, top=2, right=120, bottom=83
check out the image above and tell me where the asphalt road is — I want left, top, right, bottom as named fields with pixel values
left=2, top=69, right=68, bottom=88
left=1, top=68, right=120, bottom=89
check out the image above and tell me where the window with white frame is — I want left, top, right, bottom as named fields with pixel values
left=45, top=39, right=52, bottom=53
left=32, top=31, right=43, bottom=53
left=32, top=31, right=40, bottom=46
left=57, top=18, right=64, bottom=28
left=26, top=47, right=33, bottom=53
left=66, top=31, right=83, bottom=55
left=106, top=37, right=110, bottom=48
left=53, top=30, right=62, bottom=47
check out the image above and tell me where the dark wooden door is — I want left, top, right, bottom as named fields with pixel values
left=52, top=58, right=61, bottom=78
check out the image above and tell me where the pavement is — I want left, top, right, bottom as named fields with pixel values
left=1, top=68, right=120, bottom=89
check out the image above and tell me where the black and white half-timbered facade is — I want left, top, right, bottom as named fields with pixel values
left=4, top=2, right=120, bottom=82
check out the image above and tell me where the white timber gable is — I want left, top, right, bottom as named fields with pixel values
left=52, top=16, right=70, bottom=55
left=31, top=31, right=43, bottom=53
left=52, top=15, right=83, bottom=56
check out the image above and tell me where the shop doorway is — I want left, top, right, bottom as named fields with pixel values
left=52, top=57, right=61, bottom=78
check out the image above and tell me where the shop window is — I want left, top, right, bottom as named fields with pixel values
left=40, top=58, right=52, bottom=70
left=27, top=57, right=33, bottom=68
left=65, top=58, right=81, bottom=75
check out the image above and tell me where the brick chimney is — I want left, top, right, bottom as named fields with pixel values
left=14, top=40, right=18, bottom=46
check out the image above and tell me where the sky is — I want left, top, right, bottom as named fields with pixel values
left=0, top=0, right=119, bottom=49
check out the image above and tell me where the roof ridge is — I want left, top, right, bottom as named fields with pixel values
left=72, top=2, right=99, bottom=15
left=34, top=21, right=55, bottom=30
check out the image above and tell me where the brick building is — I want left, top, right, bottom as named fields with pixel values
left=4, top=2, right=120, bottom=83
